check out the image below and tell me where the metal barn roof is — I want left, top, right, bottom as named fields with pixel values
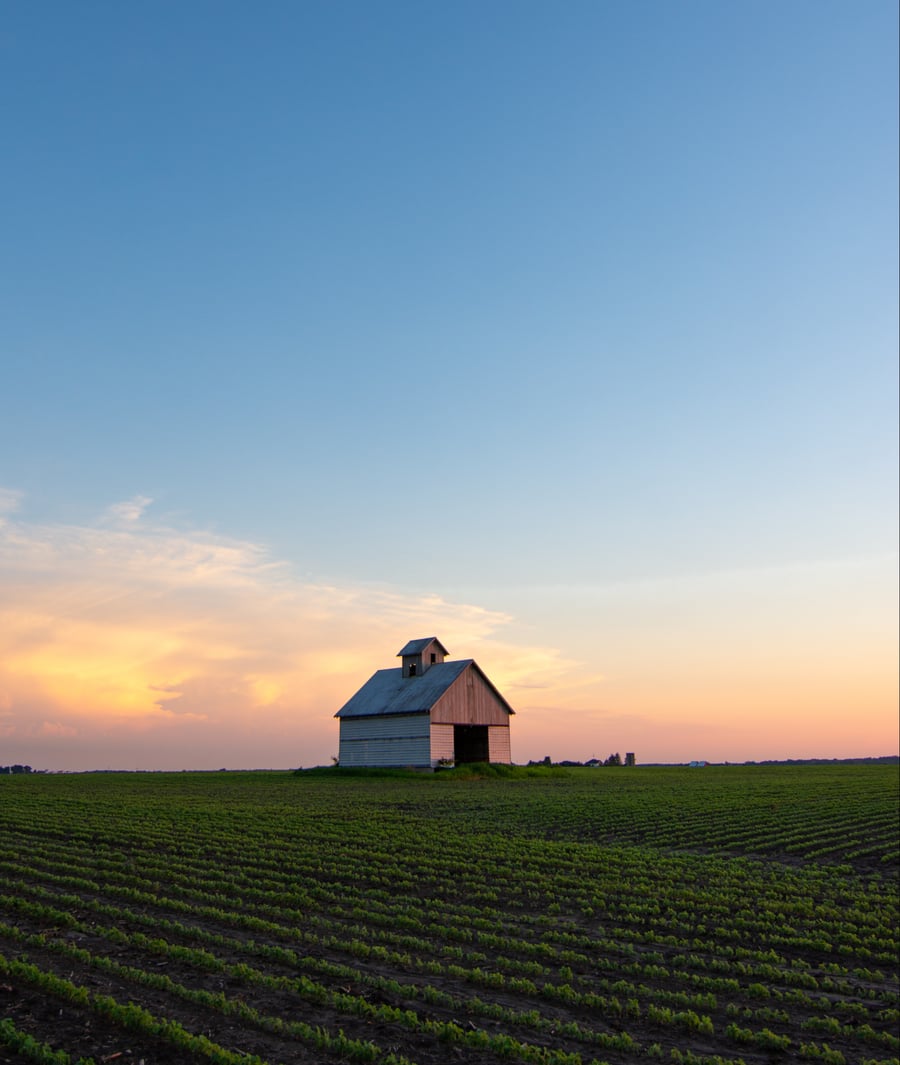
left=335, top=659, right=472, bottom=719
left=396, top=636, right=449, bottom=657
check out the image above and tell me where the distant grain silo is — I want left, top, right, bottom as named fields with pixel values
left=625, top=752, right=636, bottom=766
left=334, top=637, right=515, bottom=769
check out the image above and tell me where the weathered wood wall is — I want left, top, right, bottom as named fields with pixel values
left=431, top=665, right=511, bottom=726
left=487, top=725, right=511, bottom=764
left=430, top=723, right=455, bottom=763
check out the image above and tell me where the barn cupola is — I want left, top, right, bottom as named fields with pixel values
left=397, top=637, right=448, bottom=679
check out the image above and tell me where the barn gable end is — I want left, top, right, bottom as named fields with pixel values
left=431, top=662, right=514, bottom=726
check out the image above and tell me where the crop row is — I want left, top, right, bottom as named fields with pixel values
left=0, top=948, right=401, bottom=1065
left=2, top=847, right=896, bottom=1060
left=1, top=840, right=895, bottom=1011
left=1, top=814, right=894, bottom=973
left=3, top=909, right=897, bottom=1065
left=2, top=764, right=895, bottom=871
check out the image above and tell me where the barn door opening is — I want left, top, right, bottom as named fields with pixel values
left=453, top=724, right=489, bottom=764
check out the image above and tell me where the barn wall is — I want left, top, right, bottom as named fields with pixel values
left=430, top=665, right=511, bottom=726
left=339, top=713, right=431, bottom=768
left=488, top=725, right=511, bottom=764
left=430, top=723, right=455, bottom=764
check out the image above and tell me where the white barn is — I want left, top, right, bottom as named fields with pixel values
left=335, top=637, right=514, bottom=768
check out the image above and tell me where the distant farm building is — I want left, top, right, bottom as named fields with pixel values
left=334, top=637, right=514, bottom=769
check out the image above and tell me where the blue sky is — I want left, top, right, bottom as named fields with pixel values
left=1, top=2, right=897, bottom=769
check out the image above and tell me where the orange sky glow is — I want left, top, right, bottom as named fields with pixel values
left=1, top=501, right=896, bottom=771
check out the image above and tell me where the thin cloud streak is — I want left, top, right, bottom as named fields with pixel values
left=104, top=495, right=155, bottom=526
left=0, top=488, right=22, bottom=518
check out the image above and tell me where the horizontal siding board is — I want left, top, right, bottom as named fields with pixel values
left=339, top=734, right=431, bottom=768
left=339, top=713, right=429, bottom=741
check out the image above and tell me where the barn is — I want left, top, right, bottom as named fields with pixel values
left=334, top=637, right=514, bottom=769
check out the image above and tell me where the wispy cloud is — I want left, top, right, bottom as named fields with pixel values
left=0, top=488, right=22, bottom=523
left=0, top=491, right=574, bottom=769
left=104, top=495, right=154, bottom=526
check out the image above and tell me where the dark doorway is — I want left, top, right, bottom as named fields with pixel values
left=454, top=725, right=489, bottom=764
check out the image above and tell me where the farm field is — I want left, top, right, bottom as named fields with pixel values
left=0, top=763, right=897, bottom=1065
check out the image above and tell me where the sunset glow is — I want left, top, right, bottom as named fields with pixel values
left=0, top=500, right=895, bottom=770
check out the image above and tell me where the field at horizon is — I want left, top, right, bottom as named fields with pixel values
left=4, top=754, right=898, bottom=776
left=0, top=763, right=897, bottom=1065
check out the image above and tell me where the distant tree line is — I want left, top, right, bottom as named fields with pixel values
left=527, top=753, right=633, bottom=768
left=0, top=765, right=33, bottom=774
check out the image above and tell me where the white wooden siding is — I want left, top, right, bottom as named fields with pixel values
left=488, top=725, right=511, bottom=764
left=339, top=714, right=429, bottom=740
left=339, top=712, right=431, bottom=768
left=430, top=723, right=454, bottom=764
